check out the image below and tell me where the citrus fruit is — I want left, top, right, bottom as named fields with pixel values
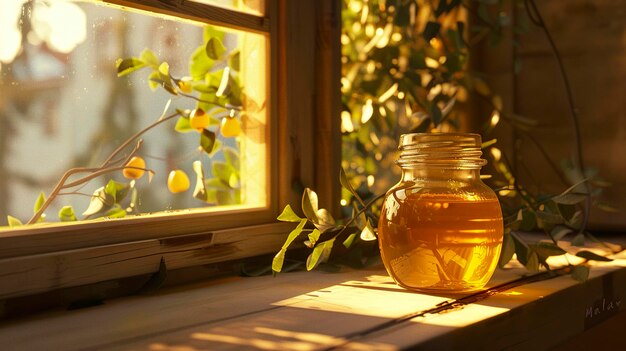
left=220, top=116, right=241, bottom=137
left=122, top=156, right=146, bottom=179
left=190, top=108, right=210, bottom=132
left=167, top=169, right=190, bottom=193
left=177, top=77, right=193, bottom=93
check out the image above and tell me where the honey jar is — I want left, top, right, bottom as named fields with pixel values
left=378, top=133, right=503, bottom=292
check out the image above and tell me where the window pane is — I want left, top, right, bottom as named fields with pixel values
left=0, top=0, right=268, bottom=228
left=189, top=0, right=265, bottom=16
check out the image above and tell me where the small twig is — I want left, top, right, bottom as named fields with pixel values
left=101, top=112, right=179, bottom=168
left=177, top=92, right=242, bottom=111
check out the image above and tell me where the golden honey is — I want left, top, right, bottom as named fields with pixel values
left=378, top=133, right=503, bottom=292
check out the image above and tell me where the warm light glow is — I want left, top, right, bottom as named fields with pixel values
left=361, top=99, right=374, bottom=124
left=340, top=199, right=348, bottom=206
left=341, top=34, right=350, bottom=45
left=425, top=57, right=439, bottom=68
left=367, top=175, right=375, bottom=187
left=429, top=38, right=443, bottom=51
left=397, top=91, right=405, bottom=99
left=490, top=110, right=500, bottom=127
left=418, top=303, right=509, bottom=328
left=490, top=147, right=502, bottom=161
left=391, top=32, right=402, bottom=42
left=341, top=111, right=355, bottom=133
left=377, top=83, right=398, bottom=103
left=275, top=275, right=449, bottom=319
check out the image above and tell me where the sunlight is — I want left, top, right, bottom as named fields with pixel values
left=190, top=330, right=395, bottom=351
left=417, top=303, right=509, bottom=328
left=275, top=275, right=449, bottom=319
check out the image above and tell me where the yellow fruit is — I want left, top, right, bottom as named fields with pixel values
left=177, top=77, right=193, bottom=93
left=220, top=117, right=241, bottom=137
left=122, top=156, right=146, bottom=179
left=167, top=169, right=190, bottom=193
left=190, top=108, right=210, bottom=132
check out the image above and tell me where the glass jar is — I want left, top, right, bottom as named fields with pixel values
left=378, top=133, right=503, bottom=293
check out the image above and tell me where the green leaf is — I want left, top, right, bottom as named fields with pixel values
left=174, top=117, right=194, bottom=133
left=306, top=238, right=335, bottom=271
left=571, top=265, right=589, bottom=282
left=576, top=250, right=613, bottom=262
left=140, top=48, right=159, bottom=68
left=553, top=193, right=587, bottom=205
left=340, top=168, right=364, bottom=206
left=105, top=206, right=127, bottom=218
left=551, top=225, right=573, bottom=241
left=360, top=219, right=377, bottom=241
left=200, top=129, right=217, bottom=154
left=228, top=50, right=240, bottom=71
left=529, top=242, right=566, bottom=258
left=526, top=251, right=539, bottom=272
left=205, top=37, right=226, bottom=60
left=192, top=160, right=208, bottom=202
left=535, top=210, right=563, bottom=225
left=277, top=204, right=303, bottom=222
left=518, top=209, right=536, bottom=231
left=423, top=21, right=441, bottom=41
left=82, top=186, right=110, bottom=217
left=512, top=233, right=529, bottom=265
left=104, top=179, right=129, bottom=204
left=33, top=191, right=46, bottom=214
left=430, top=104, right=442, bottom=126
left=189, top=45, right=214, bottom=81
left=7, top=215, right=23, bottom=228
left=212, top=161, right=236, bottom=185
left=58, top=206, right=77, bottom=222
left=307, top=229, right=321, bottom=248
left=116, top=57, right=146, bottom=77
left=223, top=147, right=240, bottom=169
left=302, top=188, right=320, bottom=223
left=572, top=232, right=586, bottom=246
left=498, top=231, right=515, bottom=267
left=343, top=233, right=357, bottom=249
left=272, top=219, right=307, bottom=273
left=148, top=71, right=178, bottom=95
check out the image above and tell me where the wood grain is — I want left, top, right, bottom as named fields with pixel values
left=100, top=0, right=270, bottom=33
left=0, top=251, right=624, bottom=350
left=0, top=222, right=293, bottom=299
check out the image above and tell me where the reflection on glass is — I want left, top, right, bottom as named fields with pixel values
left=190, top=0, right=265, bottom=16
left=0, top=0, right=267, bottom=228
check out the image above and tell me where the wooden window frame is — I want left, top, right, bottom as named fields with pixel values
left=0, top=0, right=340, bottom=300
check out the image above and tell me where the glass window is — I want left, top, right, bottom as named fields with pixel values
left=0, top=0, right=268, bottom=228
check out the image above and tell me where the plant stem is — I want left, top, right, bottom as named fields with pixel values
left=28, top=113, right=178, bottom=224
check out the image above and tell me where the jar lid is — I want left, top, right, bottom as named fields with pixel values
left=397, top=133, right=487, bottom=169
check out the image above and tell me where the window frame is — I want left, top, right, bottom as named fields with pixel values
left=0, top=0, right=340, bottom=300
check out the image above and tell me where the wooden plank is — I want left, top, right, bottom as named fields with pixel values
left=100, top=0, right=270, bottom=33
left=313, top=0, right=342, bottom=217
left=0, top=206, right=277, bottom=259
left=0, top=222, right=293, bottom=299
left=276, top=0, right=317, bottom=208
left=1, top=248, right=624, bottom=350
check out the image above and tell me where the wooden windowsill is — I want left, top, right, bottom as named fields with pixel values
left=1, top=244, right=625, bottom=350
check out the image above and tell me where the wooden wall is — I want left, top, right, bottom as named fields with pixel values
left=478, top=0, right=626, bottom=230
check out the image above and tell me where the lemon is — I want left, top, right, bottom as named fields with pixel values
left=167, top=169, right=190, bottom=193
left=220, top=116, right=241, bottom=137
left=122, top=156, right=146, bottom=179
left=177, top=77, right=193, bottom=93
left=190, top=108, right=210, bottom=132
